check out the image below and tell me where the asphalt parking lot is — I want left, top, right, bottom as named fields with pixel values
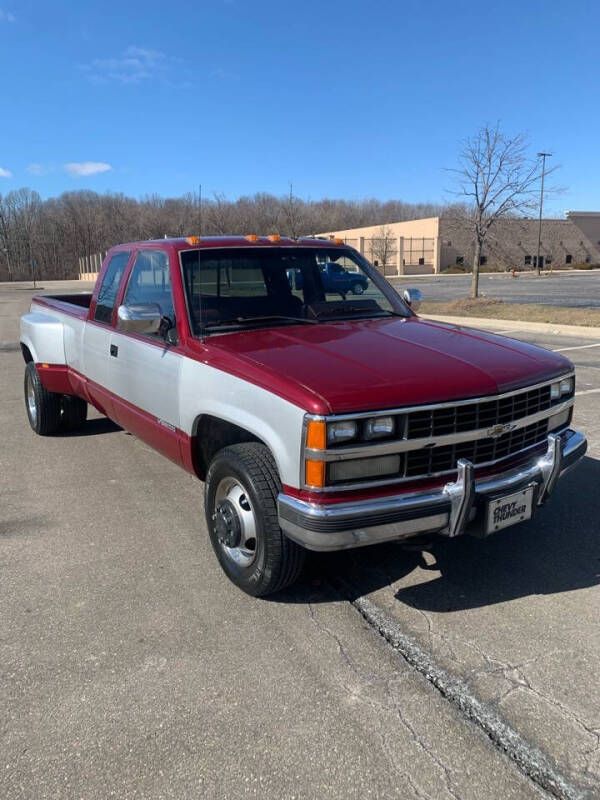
left=390, top=270, right=600, bottom=308
left=1, top=284, right=600, bottom=799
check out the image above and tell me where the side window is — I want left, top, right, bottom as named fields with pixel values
left=123, top=250, right=174, bottom=332
left=94, top=251, right=130, bottom=324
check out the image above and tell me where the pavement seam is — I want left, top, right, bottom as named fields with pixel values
left=335, top=588, right=590, bottom=800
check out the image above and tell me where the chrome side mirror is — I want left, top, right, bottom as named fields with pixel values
left=402, top=288, right=423, bottom=313
left=117, top=303, right=162, bottom=334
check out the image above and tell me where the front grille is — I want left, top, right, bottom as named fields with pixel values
left=406, top=385, right=552, bottom=439
left=404, top=419, right=549, bottom=477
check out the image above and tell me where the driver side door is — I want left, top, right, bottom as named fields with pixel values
left=107, top=249, right=184, bottom=465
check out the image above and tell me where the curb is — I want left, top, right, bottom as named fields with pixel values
left=421, top=313, right=600, bottom=339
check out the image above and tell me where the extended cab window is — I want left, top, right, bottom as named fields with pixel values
left=94, top=251, right=130, bottom=324
left=180, top=247, right=408, bottom=335
left=123, top=250, right=174, bottom=333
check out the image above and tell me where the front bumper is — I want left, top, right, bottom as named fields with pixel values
left=278, top=429, right=587, bottom=551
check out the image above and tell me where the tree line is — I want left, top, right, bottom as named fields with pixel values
left=0, top=188, right=454, bottom=281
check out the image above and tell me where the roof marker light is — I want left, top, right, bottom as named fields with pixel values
left=187, top=236, right=201, bottom=245
left=332, top=237, right=344, bottom=245
left=267, top=234, right=281, bottom=242
left=246, top=234, right=259, bottom=242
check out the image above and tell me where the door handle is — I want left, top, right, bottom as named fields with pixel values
left=110, top=344, right=118, bottom=357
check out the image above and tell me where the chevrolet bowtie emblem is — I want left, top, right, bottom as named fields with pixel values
left=488, top=422, right=517, bottom=438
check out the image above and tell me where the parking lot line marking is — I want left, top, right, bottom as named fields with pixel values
left=575, top=388, right=600, bottom=396
left=553, top=343, right=600, bottom=352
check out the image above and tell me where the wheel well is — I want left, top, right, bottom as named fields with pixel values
left=192, top=416, right=267, bottom=481
left=21, top=344, right=33, bottom=363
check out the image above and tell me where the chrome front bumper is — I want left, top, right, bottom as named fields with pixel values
left=278, top=429, right=587, bottom=551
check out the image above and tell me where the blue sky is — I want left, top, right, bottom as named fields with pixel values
left=0, top=0, right=598, bottom=214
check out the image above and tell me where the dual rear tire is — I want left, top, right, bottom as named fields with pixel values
left=24, top=362, right=87, bottom=435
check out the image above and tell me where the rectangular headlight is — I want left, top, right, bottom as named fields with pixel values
left=364, top=415, right=395, bottom=440
left=329, top=455, right=401, bottom=483
left=559, top=377, right=573, bottom=396
left=548, top=408, right=570, bottom=432
left=327, top=420, right=358, bottom=445
left=550, top=382, right=560, bottom=401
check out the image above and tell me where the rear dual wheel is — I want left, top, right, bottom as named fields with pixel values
left=205, top=443, right=305, bottom=597
left=24, top=362, right=87, bottom=435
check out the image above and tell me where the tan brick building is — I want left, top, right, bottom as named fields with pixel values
left=321, top=212, right=600, bottom=276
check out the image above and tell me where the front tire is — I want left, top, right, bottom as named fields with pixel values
left=24, top=362, right=61, bottom=435
left=205, top=443, right=305, bottom=596
left=351, top=282, right=365, bottom=295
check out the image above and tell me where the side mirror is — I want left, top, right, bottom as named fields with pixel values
left=117, top=303, right=162, bottom=334
left=402, top=288, right=423, bottom=313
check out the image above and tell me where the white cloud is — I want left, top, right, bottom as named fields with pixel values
left=0, top=9, right=16, bottom=22
left=27, top=163, right=48, bottom=176
left=0, top=166, right=12, bottom=178
left=64, top=162, right=112, bottom=177
left=81, top=45, right=168, bottom=84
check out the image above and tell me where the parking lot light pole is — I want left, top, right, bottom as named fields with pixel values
left=535, top=152, right=551, bottom=276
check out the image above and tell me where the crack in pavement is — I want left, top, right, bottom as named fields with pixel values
left=335, top=590, right=592, bottom=800
left=306, top=601, right=460, bottom=800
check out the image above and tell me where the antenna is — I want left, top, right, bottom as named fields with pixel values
left=198, top=183, right=202, bottom=236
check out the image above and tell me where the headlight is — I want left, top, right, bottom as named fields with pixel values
left=329, top=455, right=401, bottom=483
left=550, top=382, right=560, bottom=401
left=548, top=408, right=570, bottom=431
left=364, top=416, right=395, bottom=440
left=327, top=420, right=358, bottom=444
left=559, top=377, right=573, bottom=396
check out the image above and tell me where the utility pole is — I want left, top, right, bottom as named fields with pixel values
left=535, top=152, right=551, bottom=276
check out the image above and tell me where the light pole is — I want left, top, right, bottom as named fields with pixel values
left=535, top=152, right=551, bottom=276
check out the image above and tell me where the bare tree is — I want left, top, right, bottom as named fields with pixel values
left=448, top=124, right=555, bottom=297
left=368, top=225, right=396, bottom=271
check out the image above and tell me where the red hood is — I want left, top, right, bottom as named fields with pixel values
left=197, top=317, right=572, bottom=414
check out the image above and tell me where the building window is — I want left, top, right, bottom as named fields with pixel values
left=418, top=257, right=425, bottom=265
left=456, top=256, right=464, bottom=266
left=586, top=256, right=591, bottom=263
left=479, top=256, right=487, bottom=266
left=566, top=254, right=573, bottom=264
left=524, top=255, right=532, bottom=266
left=546, top=255, right=552, bottom=264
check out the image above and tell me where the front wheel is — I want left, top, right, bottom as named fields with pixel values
left=24, top=362, right=62, bottom=435
left=204, top=443, right=305, bottom=596
left=351, top=282, right=365, bottom=295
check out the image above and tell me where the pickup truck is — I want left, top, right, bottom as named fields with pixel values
left=288, top=260, right=369, bottom=296
left=20, top=235, right=587, bottom=596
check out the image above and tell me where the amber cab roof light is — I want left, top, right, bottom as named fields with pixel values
left=186, top=236, right=201, bottom=245
left=245, top=234, right=259, bottom=242
left=267, top=234, right=281, bottom=242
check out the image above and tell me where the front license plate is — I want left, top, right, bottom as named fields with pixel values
left=485, top=486, right=534, bottom=534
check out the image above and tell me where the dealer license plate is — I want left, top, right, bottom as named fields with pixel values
left=485, top=486, right=534, bottom=534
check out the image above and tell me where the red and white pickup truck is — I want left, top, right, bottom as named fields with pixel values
left=20, top=236, right=586, bottom=595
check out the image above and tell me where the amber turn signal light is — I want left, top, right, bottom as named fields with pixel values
left=305, top=459, right=325, bottom=488
left=306, top=420, right=326, bottom=450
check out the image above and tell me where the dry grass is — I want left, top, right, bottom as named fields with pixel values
left=420, top=297, right=600, bottom=328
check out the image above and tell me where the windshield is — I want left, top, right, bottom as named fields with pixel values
left=180, top=247, right=410, bottom=334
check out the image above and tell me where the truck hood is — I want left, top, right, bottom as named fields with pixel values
left=203, top=316, right=572, bottom=414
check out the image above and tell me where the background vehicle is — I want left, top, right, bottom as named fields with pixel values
left=19, top=236, right=586, bottom=596
left=288, top=259, right=369, bottom=296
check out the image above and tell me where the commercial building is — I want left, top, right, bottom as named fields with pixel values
left=321, top=212, right=600, bottom=275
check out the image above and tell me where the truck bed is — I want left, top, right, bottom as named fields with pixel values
left=32, top=293, right=92, bottom=319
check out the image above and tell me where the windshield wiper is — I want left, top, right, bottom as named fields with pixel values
left=314, top=305, right=401, bottom=319
left=204, top=314, right=318, bottom=329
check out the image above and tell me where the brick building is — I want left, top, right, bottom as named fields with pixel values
left=321, top=212, right=600, bottom=275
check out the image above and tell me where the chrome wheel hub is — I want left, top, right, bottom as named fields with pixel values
left=213, top=478, right=257, bottom=568
left=26, top=375, right=37, bottom=425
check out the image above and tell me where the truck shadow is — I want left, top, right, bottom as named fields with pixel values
left=59, top=417, right=122, bottom=437
left=288, top=456, right=600, bottom=612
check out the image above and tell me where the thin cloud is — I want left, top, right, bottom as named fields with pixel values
left=27, top=163, right=49, bottom=176
left=0, top=9, right=16, bottom=22
left=64, top=162, right=112, bottom=177
left=81, top=45, right=169, bottom=84
left=0, top=166, right=12, bottom=178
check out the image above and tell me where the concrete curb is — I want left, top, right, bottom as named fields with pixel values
left=421, top=313, right=600, bottom=339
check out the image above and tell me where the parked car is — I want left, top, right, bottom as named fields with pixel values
left=289, top=260, right=369, bottom=295
left=20, top=236, right=586, bottom=596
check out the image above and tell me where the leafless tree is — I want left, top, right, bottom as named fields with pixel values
left=368, top=225, right=396, bottom=270
left=448, top=124, right=556, bottom=297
